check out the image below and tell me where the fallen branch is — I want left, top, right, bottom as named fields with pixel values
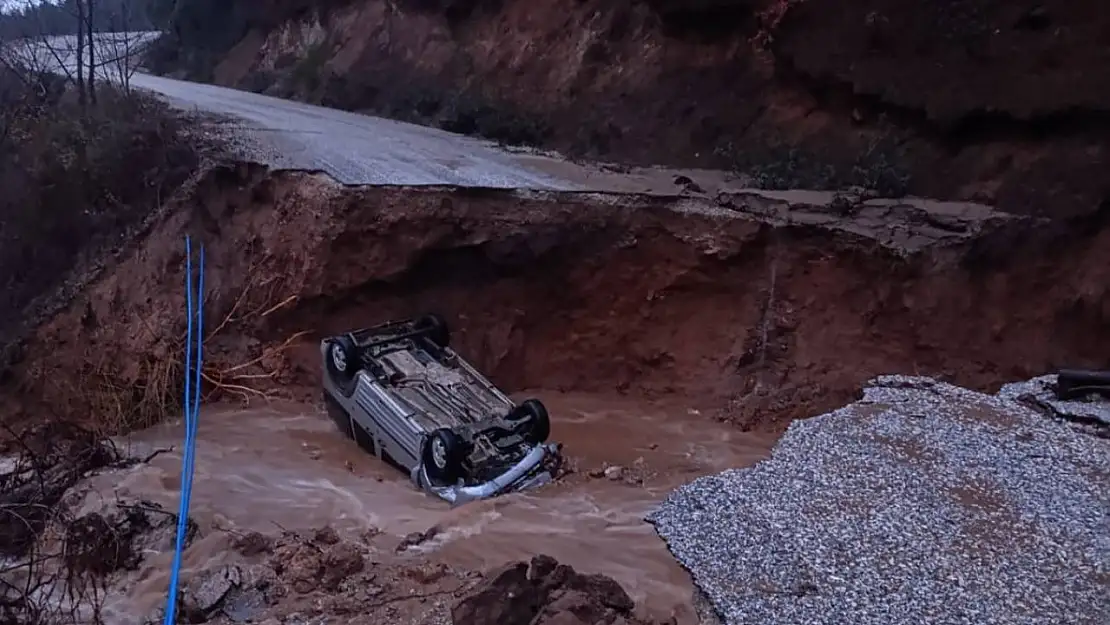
left=138, top=446, right=173, bottom=464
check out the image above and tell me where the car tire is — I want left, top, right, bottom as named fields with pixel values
left=325, top=335, right=359, bottom=397
left=416, top=314, right=451, bottom=348
left=512, top=398, right=551, bottom=445
left=422, top=428, right=465, bottom=485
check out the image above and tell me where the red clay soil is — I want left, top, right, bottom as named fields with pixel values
left=6, top=164, right=1110, bottom=434
left=209, top=0, right=1109, bottom=219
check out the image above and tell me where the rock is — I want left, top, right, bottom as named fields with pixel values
left=184, top=564, right=243, bottom=617
left=396, top=526, right=439, bottom=552
left=359, top=526, right=382, bottom=543
left=233, top=531, right=273, bottom=557
left=271, top=542, right=323, bottom=593
left=528, top=554, right=559, bottom=581
left=567, top=573, right=634, bottom=612
left=452, top=555, right=657, bottom=625
left=672, top=175, right=705, bottom=194
left=313, top=526, right=340, bottom=545
left=221, top=587, right=267, bottom=623
left=405, top=561, right=451, bottom=585
left=604, top=465, right=624, bottom=480
left=452, top=563, right=542, bottom=625
left=320, top=542, right=364, bottom=589
left=141, top=606, right=165, bottom=625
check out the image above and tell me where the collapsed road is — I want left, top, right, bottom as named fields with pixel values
left=7, top=161, right=1109, bottom=624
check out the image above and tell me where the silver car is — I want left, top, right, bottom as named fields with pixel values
left=321, top=314, right=562, bottom=505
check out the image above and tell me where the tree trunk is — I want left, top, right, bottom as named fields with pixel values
left=75, top=0, right=86, bottom=108
left=87, top=0, right=97, bottom=105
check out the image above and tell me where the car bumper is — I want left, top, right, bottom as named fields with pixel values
left=411, top=442, right=563, bottom=506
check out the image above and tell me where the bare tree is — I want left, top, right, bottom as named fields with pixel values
left=23, top=10, right=78, bottom=89
left=75, top=0, right=86, bottom=107
left=86, top=0, right=97, bottom=105
left=100, top=1, right=142, bottom=93
left=0, top=31, right=51, bottom=79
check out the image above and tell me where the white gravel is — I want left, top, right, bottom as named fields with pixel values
left=648, top=375, right=1110, bottom=625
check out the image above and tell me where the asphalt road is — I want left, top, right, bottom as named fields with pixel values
left=5, top=32, right=740, bottom=191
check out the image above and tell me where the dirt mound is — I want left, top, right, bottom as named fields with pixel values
left=7, top=165, right=1110, bottom=434
left=454, top=555, right=664, bottom=625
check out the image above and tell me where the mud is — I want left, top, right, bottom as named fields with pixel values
left=88, top=391, right=769, bottom=623
left=8, top=163, right=1110, bottom=436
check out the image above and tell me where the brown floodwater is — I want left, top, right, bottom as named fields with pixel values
left=87, top=391, right=775, bottom=623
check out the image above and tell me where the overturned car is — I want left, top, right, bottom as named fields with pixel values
left=321, top=314, right=562, bottom=504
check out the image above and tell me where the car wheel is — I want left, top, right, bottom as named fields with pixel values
left=325, top=335, right=358, bottom=397
left=511, top=398, right=551, bottom=445
left=416, top=314, right=451, bottom=348
left=422, top=428, right=465, bottom=484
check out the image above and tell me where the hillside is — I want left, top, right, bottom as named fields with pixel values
left=147, top=0, right=1110, bottom=218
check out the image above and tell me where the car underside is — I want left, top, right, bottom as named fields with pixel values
left=320, top=314, right=562, bottom=503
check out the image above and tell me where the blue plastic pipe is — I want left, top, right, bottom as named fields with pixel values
left=164, top=238, right=204, bottom=625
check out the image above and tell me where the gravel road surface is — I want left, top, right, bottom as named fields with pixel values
left=649, top=375, right=1110, bottom=625
left=131, top=72, right=581, bottom=188
left=129, top=72, right=749, bottom=192
left=7, top=33, right=746, bottom=191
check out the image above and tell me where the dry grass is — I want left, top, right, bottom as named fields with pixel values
left=26, top=273, right=307, bottom=436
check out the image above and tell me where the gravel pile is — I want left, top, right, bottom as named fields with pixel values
left=648, top=375, right=1109, bottom=625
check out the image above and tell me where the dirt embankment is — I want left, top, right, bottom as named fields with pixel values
left=7, top=163, right=1110, bottom=434
left=170, top=0, right=1109, bottom=218
left=0, top=70, right=201, bottom=378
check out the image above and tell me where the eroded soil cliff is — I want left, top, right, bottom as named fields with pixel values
left=8, top=164, right=1110, bottom=435
left=171, top=0, right=1110, bottom=218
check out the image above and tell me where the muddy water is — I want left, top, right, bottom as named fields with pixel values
left=91, top=392, right=774, bottom=623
